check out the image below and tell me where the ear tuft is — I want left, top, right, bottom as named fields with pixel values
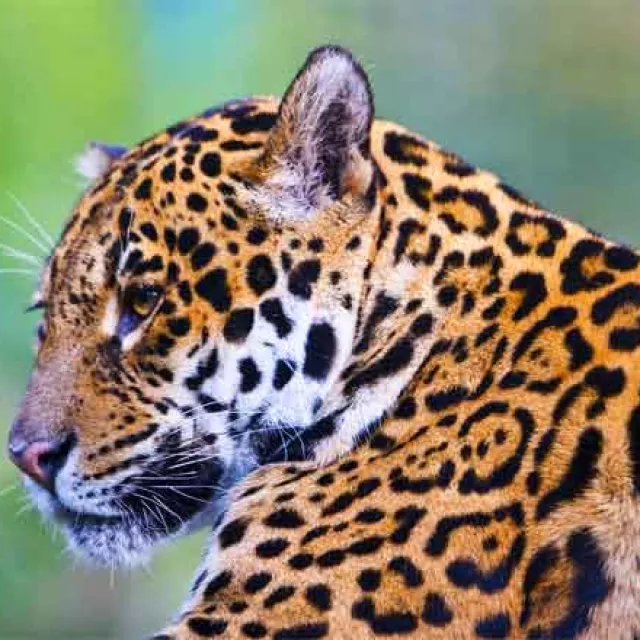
left=254, top=46, right=374, bottom=220
left=74, top=142, right=127, bottom=181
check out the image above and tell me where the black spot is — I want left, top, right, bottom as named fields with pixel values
left=520, top=544, right=559, bottom=627
left=344, top=338, right=413, bottom=396
left=264, top=508, right=305, bottom=529
left=134, top=177, right=152, bottom=200
left=475, top=613, right=511, bottom=638
left=221, top=212, right=238, bottom=231
left=303, top=322, right=337, bottom=381
left=180, top=167, right=194, bottom=182
left=356, top=508, right=385, bottom=524
left=241, top=622, right=267, bottom=638
left=308, top=237, right=324, bottom=253
left=391, top=506, right=427, bottom=544
left=184, top=347, right=219, bottom=391
left=232, top=112, right=277, bottom=135
left=289, top=553, right=314, bottom=570
left=437, top=285, right=458, bottom=307
left=288, top=259, right=321, bottom=299
left=510, top=272, right=547, bottom=321
left=178, top=227, right=200, bottom=255
left=273, top=359, right=295, bottom=390
left=561, top=239, right=612, bottom=294
left=388, top=556, right=423, bottom=587
left=402, top=173, right=431, bottom=209
left=393, top=218, right=425, bottom=265
left=168, top=316, right=190, bottom=337
left=384, top=131, right=427, bottom=166
left=305, top=584, right=331, bottom=612
left=139, top=222, right=158, bottom=241
left=564, top=328, right=593, bottom=371
left=260, top=298, right=293, bottom=337
left=223, top=308, right=255, bottom=342
left=421, top=592, right=453, bottom=627
left=187, top=617, right=227, bottom=636
left=357, top=568, right=381, bottom=592
left=186, top=192, right=208, bottom=213
left=160, top=162, right=176, bottom=182
left=545, top=529, right=610, bottom=638
left=536, top=427, right=602, bottom=520
left=247, top=226, right=268, bottom=245
left=219, top=518, right=249, bottom=549
left=203, top=570, right=232, bottom=599
left=348, top=536, right=385, bottom=556
left=352, top=597, right=419, bottom=635
left=239, top=358, right=261, bottom=393
left=394, top=396, right=417, bottom=419
left=411, top=313, right=433, bottom=337
left=244, top=571, right=271, bottom=593
left=247, top=254, right=277, bottom=296
left=190, top=242, right=216, bottom=270
left=354, top=292, right=399, bottom=354
left=605, top=245, right=639, bottom=271
left=195, top=268, right=232, bottom=312
left=256, top=537, right=289, bottom=559
left=264, top=585, right=295, bottom=608
left=316, top=548, right=346, bottom=567
left=200, top=152, right=221, bottom=177
left=346, top=236, right=361, bottom=251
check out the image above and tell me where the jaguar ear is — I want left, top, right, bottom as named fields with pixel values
left=75, top=142, right=127, bottom=181
left=252, top=45, right=374, bottom=220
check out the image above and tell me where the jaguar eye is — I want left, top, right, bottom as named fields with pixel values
left=126, top=285, right=161, bottom=318
left=118, top=285, right=163, bottom=336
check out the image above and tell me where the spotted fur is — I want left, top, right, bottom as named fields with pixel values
left=10, top=46, right=640, bottom=639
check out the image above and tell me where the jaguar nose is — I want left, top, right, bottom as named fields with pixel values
left=8, top=433, right=76, bottom=493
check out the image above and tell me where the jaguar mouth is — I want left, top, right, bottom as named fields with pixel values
left=27, top=451, right=228, bottom=567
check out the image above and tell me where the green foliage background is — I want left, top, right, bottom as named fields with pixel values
left=0, top=1, right=639, bottom=637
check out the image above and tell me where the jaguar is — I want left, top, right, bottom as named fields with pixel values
left=8, top=46, right=640, bottom=639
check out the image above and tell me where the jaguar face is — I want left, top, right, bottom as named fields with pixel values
left=7, top=46, right=378, bottom=566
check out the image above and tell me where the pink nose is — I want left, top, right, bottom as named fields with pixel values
left=8, top=438, right=70, bottom=492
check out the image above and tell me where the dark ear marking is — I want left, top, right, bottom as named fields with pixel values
left=253, top=45, right=375, bottom=218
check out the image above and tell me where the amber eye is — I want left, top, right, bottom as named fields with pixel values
left=127, top=286, right=161, bottom=318
left=118, top=285, right=162, bottom=336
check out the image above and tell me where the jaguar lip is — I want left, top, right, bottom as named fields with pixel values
left=50, top=498, right=123, bottom=528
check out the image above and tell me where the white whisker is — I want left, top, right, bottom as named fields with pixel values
left=7, top=192, right=55, bottom=249
left=0, top=243, right=41, bottom=266
left=0, top=214, right=49, bottom=255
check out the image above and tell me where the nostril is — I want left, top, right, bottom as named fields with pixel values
left=8, top=432, right=77, bottom=492
left=38, top=432, right=77, bottom=483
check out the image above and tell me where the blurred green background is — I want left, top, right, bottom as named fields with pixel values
left=0, top=0, right=639, bottom=637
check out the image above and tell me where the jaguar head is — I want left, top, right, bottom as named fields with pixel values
left=7, top=46, right=379, bottom=566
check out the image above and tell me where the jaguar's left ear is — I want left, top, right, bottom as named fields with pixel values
left=251, top=45, right=375, bottom=220
left=75, top=142, right=127, bottom=181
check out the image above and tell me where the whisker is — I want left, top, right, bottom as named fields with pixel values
left=0, top=214, right=49, bottom=255
left=0, top=243, right=41, bottom=266
left=7, top=192, right=55, bottom=249
left=0, top=268, right=37, bottom=277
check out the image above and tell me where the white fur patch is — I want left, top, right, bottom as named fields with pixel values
left=74, top=144, right=113, bottom=180
left=74, top=143, right=125, bottom=181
